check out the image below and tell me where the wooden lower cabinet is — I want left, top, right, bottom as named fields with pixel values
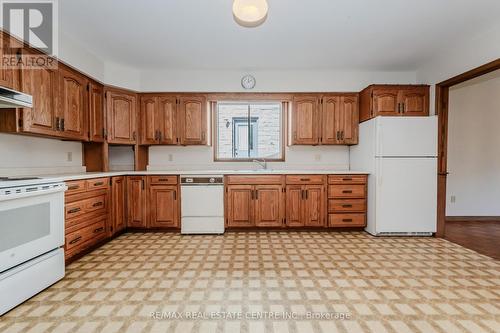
left=149, top=185, right=179, bottom=228
left=127, top=176, right=147, bottom=228
left=327, top=175, right=368, bottom=227
left=285, top=184, right=325, bottom=227
left=110, top=176, right=126, bottom=236
left=226, top=185, right=254, bottom=227
left=254, top=185, right=283, bottom=227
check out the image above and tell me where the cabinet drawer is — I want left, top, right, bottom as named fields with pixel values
left=84, top=194, right=107, bottom=214
left=86, top=177, right=109, bottom=191
left=328, top=175, right=367, bottom=185
left=328, top=213, right=366, bottom=227
left=65, top=201, right=86, bottom=220
left=149, top=175, right=178, bottom=185
left=65, top=180, right=86, bottom=195
left=328, top=184, right=365, bottom=198
left=226, top=175, right=283, bottom=185
left=65, top=217, right=106, bottom=251
left=285, top=175, right=325, bottom=185
left=328, top=199, right=366, bottom=213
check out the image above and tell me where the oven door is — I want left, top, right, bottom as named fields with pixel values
left=0, top=186, right=65, bottom=273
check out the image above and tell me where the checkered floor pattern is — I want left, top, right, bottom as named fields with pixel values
left=1, top=232, right=499, bottom=333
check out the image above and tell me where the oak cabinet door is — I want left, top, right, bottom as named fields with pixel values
left=107, top=91, right=137, bottom=144
left=292, top=96, right=319, bottom=145
left=58, top=66, right=88, bottom=140
left=399, top=88, right=429, bottom=116
left=127, top=176, right=147, bottom=228
left=340, top=95, right=359, bottom=145
left=20, top=57, right=59, bottom=136
left=303, top=185, right=325, bottom=227
left=179, top=95, right=207, bottom=145
left=141, top=96, right=159, bottom=145
left=89, top=82, right=105, bottom=142
left=254, top=185, right=283, bottom=227
left=149, top=185, right=178, bottom=228
left=0, top=32, right=15, bottom=89
left=285, top=186, right=304, bottom=227
left=111, top=176, right=126, bottom=235
left=227, top=185, right=254, bottom=227
left=321, top=95, right=341, bottom=144
left=373, top=89, right=399, bottom=116
left=158, top=96, right=177, bottom=144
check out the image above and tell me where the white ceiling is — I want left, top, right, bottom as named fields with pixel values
left=60, top=0, right=500, bottom=71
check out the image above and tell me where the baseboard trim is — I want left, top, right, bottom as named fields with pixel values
left=446, top=216, right=500, bottom=222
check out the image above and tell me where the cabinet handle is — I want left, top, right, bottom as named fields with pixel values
left=402, top=103, right=405, bottom=113
left=342, top=204, right=353, bottom=208
left=342, top=177, right=352, bottom=181
left=305, top=190, right=308, bottom=199
left=341, top=131, right=344, bottom=140
left=342, top=190, right=353, bottom=194
left=342, top=219, right=353, bottom=222
left=133, top=131, right=136, bottom=140
left=336, top=131, right=339, bottom=140
left=60, top=118, right=65, bottom=131
left=255, top=190, right=258, bottom=200
left=293, top=131, right=297, bottom=140
left=251, top=190, right=254, bottom=200
left=159, top=131, right=162, bottom=142
left=93, top=227, right=104, bottom=233
left=68, top=207, right=81, bottom=214
left=69, top=236, right=82, bottom=244
left=68, top=185, right=80, bottom=190
left=55, top=117, right=60, bottom=131
left=300, top=178, right=310, bottom=181
left=158, top=178, right=170, bottom=182
left=201, top=131, right=205, bottom=141
left=92, top=202, right=103, bottom=207
left=93, top=182, right=104, bottom=186
left=301, top=190, right=305, bottom=200
left=173, top=190, right=177, bottom=200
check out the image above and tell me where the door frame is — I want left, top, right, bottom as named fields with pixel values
left=435, top=58, right=500, bottom=237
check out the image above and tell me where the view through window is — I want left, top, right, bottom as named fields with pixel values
left=215, top=102, right=283, bottom=160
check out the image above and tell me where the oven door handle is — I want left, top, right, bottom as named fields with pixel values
left=0, top=186, right=67, bottom=201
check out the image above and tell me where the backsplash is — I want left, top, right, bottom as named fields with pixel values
left=148, top=145, right=350, bottom=171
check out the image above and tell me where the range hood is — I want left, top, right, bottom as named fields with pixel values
left=0, top=86, right=33, bottom=108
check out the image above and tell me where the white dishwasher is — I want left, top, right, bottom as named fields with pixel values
left=180, top=175, right=225, bottom=234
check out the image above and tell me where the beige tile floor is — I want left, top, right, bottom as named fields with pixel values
left=1, top=232, right=499, bottom=333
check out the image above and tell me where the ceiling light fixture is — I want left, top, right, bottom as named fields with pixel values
left=232, top=0, right=268, bottom=28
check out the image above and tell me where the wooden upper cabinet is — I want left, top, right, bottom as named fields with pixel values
left=140, top=96, right=159, bottom=145
left=254, top=185, right=283, bottom=227
left=359, top=85, right=430, bottom=122
left=158, top=96, right=177, bottom=144
left=149, top=185, right=178, bottom=228
left=321, top=95, right=341, bottom=144
left=178, top=95, right=207, bottom=145
left=339, top=95, right=359, bottom=145
left=19, top=51, right=59, bottom=136
left=106, top=89, right=137, bottom=144
left=127, top=176, right=147, bottom=228
left=89, top=82, right=105, bottom=142
left=0, top=32, right=16, bottom=89
left=226, top=185, right=254, bottom=227
left=58, top=65, right=88, bottom=140
left=292, top=95, right=319, bottom=145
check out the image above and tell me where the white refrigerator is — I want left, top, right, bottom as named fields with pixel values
left=350, top=116, right=438, bottom=236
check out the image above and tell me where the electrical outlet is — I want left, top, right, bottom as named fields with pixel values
left=66, top=152, right=73, bottom=162
left=450, top=195, right=456, bottom=203
left=168, top=154, right=173, bottom=162
left=314, top=154, right=321, bottom=161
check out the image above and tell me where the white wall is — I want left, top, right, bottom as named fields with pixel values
left=148, top=145, right=350, bottom=171
left=0, top=133, right=85, bottom=176
left=446, top=70, right=500, bottom=216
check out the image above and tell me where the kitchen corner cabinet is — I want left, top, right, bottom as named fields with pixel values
left=106, top=88, right=138, bottom=144
left=359, top=85, right=429, bottom=122
left=89, top=81, right=105, bottom=142
left=58, top=64, right=88, bottom=140
left=127, top=176, right=147, bottom=228
left=110, top=176, right=126, bottom=236
left=290, top=94, right=359, bottom=146
left=140, top=95, right=177, bottom=145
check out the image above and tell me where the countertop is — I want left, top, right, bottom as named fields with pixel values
left=0, top=170, right=370, bottom=188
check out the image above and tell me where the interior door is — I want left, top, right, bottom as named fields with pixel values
left=127, top=176, right=146, bottom=228
left=179, top=95, right=207, bottom=145
left=59, top=66, right=87, bottom=140
left=158, top=96, right=177, bottom=144
left=254, top=185, right=283, bottom=227
left=89, top=82, right=105, bottom=142
left=373, top=89, right=400, bottom=117
left=292, top=96, right=319, bottom=145
left=321, top=95, right=340, bottom=144
left=285, top=185, right=304, bottom=227
left=303, top=185, right=325, bottom=227
left=141, top=96, right=158, bottom=144
left=227, top=185, right=254, bottom=227
left=149, top=185, right=178, bottom=228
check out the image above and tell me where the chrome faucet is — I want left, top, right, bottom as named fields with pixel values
left=252, top=159, right=267, bottom=170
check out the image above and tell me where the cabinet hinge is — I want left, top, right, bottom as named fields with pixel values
left=225, top=187, right=228, bottom=193
left=105, top=92, right=108, bottom=99
left=86, top=84, right=89, bottom=91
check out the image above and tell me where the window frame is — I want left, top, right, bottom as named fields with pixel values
left=212, top=99, right=287, bottom=162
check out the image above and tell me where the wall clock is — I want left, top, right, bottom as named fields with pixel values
left=241, top=75, right=256, bottom=90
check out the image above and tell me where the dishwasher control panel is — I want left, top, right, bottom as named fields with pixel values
left=180, top=176, right=224, bottom=185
